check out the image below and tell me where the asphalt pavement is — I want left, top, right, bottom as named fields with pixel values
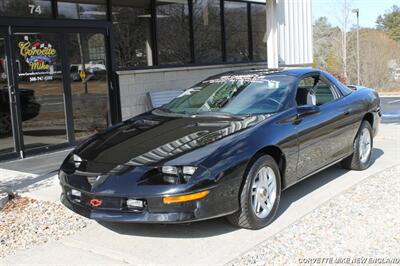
left=380, top=96, right=400, bottom=123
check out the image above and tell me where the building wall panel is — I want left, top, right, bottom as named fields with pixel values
left=277, top=0, right=313, bottom=66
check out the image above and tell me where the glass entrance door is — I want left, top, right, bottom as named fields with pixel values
left=14, top=31, right=68, bottom=151
left=0, top=27, right=114, bottom=160
left=0, top=31, right=16, bottom=156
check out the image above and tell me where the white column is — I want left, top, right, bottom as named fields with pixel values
left=277, top=0, right=313, bottom=66
left=266, top=0, right=279, bottom=68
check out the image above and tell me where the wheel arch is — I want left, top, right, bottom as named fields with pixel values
left=363, top=112, right=374, bottom=127
left=241, top=145, right=286, bottom=189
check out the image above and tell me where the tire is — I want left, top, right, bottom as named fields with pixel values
left=341, top=120, right=373, bottom=170
left=227, top=155, right=281, bottom=230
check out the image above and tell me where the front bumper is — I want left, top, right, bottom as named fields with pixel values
left=60, top=181, right=239, bottom=223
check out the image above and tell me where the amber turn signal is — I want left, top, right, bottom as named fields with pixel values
left=163, top=190, right=210, bottom=204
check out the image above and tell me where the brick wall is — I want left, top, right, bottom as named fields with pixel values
left=117, top=62, right=267, bottom=120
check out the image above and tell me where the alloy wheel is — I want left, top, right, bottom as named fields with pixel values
left=359, top=127, right=371, bottom=163
left=251, top=166, right=277, bottom=219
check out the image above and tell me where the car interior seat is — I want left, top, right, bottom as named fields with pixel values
left=307, top=91, right=317, bottom=105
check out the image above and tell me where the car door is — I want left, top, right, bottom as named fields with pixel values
left=294, top=74, right=351, bottom=179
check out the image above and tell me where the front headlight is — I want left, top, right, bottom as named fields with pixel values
left=161, top=166, right=198, bottom=184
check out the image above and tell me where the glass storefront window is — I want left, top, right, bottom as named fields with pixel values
left=192, top=0, right=222, bottom=64
left=66, top=32, right=109, bottom=141
left=57, top=0, right=107, bottom=20
left=252, top=4, right=267, bottom=61
left=112, top=0, right=153, bottom=68
left=224, top=1, right=249, bottom=63
left=156, top=0, right=191, bottom=65
left=0, top=0, right=52, bottom=18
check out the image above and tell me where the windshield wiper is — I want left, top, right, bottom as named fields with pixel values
left=192, top=111, right=247, bottom=120
left=152, top=107, right=190, bottom=117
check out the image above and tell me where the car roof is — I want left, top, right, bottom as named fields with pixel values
left=208, top=68, right=323, bottom=80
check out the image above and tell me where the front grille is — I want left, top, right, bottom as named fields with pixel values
left=65, top=187, right=146, bottom=212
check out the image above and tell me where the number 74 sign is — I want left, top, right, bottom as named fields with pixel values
left=28, top=4, right=42, bottom=15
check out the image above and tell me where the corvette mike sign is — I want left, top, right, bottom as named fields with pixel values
left=18, top=39, right=57, bottom=72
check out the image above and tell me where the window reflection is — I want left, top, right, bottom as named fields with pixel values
left=67, top=33, right=109, bottom=141
left=157, top=0, right=191, bottom=65
left=224, top=1, right=249, bottom=63
left=193, top=0, right=222, bottom=64
left=252, top=4, right=267, bottom=61
left=112, top=0, right=153, bottom=68
left=0, top=0, right=52, bottom=18
left=57, top=0, right=107, bottom=20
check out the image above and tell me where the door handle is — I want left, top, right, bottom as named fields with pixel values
left=344, top=110, right=351, bottom=116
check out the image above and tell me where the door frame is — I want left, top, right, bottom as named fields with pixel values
left=0, top=26, right=22, bottom=160
left=0, top=18, right=120, bottom=160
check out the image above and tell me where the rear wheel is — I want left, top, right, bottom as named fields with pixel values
left=341, top=121, right=373, bottom=170
left=227, top=155, right=281, bottom=229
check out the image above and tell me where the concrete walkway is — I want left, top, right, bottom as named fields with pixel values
left=0, top=123, right=399, bottom=265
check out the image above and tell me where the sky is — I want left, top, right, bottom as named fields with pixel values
left=312, top=0, right=399, bottom=28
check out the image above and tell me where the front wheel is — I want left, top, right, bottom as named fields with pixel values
left=227, top=155, right=281, bottom=230
left=341, top=120, right=373, bottom=170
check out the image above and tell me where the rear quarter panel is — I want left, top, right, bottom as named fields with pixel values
left=343, top=87, right=380, bottom=140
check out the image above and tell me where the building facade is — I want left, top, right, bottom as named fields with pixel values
left=0, top=0, right=312, bottom=160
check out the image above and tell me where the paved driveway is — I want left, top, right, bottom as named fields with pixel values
left=0, top=123, right=399, bottom=265
left=381, top=96, right=400, bottom=123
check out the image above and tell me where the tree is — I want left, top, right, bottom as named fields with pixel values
left=376, top=5, right=400, bottom=42
left=313, top=17, right=341, bottom=72
left=347, top=29, right=400, bottom=89
left=335, top=0, right=353, bottom=82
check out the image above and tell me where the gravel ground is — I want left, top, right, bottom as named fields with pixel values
left=229, top=166, right=400, bottom=265
left=0, top=197, right=92, bottom=258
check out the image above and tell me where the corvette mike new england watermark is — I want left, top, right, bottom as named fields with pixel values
left=298, top=257, right=400, bottom=264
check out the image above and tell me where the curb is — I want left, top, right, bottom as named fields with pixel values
left=0, top=192, right=9, bottom=210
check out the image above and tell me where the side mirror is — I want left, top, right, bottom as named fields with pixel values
left=296, top=104, right=320, bottom=118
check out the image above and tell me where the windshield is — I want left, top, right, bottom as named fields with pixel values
left=163, top=74, right=295, bottom=116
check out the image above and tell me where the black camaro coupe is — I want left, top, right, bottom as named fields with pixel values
left=59, top=68, right=380, bottom=229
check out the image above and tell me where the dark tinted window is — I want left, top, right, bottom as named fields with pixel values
left=0, top=0, right=52, bottom=17
left=224, top=1, right=249, bottom=63
left=157, top=0, right=191, bottom=65
left=57, top=0, right=107, bottom=20
left=192, top=0, right=222, bottom=64
left=112, top=0, right=153, bottom=68
left=251, top=4, right=267, bottom=61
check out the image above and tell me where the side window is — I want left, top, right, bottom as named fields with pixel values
left=314, top=79, right=337, bottom=106
left=296, top=76, right=318, bottom=106
left=296, top=76, right=339, bottom=106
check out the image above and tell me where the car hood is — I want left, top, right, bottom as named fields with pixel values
left=75, top=112, right=269, bottom=167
